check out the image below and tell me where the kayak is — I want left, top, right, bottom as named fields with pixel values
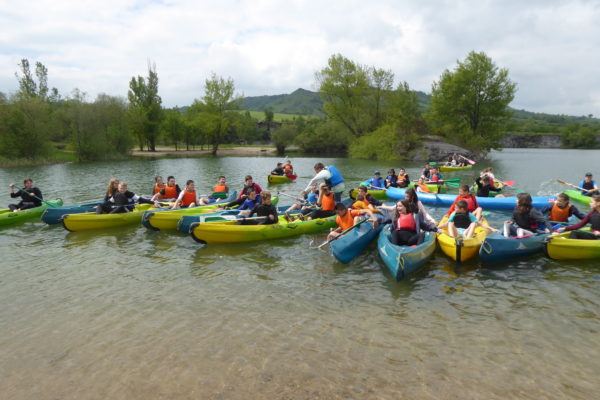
left=544, top=230, right=600, bottom=260
left=351, top=181, right=448, bottom=199
left=479, top=232, right=550, bottom=263
left=42, top=201, right=102, bottom=225
left=439, top=165, right=473, bottom=172
left=386, top=187, right=555, bottom=211
left=0, top=200, right=63, bottom=227
left=190, top=214, right=337, bottom=244
left=563, top=190, right=593, bottom=207
left=349, top=187, right=389, bottom=200
left=267, top=174, right=296, bottom=184
left=377, top=225, right=437, bottom=281
left=437, top=217, right=490, bottom=262
left=62, top=204, right=157, bottom=232
left=329, top=211, right=389, bottom=264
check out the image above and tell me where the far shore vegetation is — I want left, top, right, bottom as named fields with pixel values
left=1, top=53, right=599, bottom=167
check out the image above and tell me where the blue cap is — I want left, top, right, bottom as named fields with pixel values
left=374, top=170, right=380, bottom=175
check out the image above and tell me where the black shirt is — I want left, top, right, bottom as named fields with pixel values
left=11, top=187, right=43, bottom=207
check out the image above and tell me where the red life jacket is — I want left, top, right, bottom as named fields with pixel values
left=396, top=213, right=416, bottom=231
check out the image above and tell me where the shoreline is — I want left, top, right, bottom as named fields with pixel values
left=130, top=146, right=278, bottom=158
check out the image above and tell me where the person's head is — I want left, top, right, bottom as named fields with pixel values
left=404, top=188, right=418, bottom=211
left=334, top=202, right=348, bottom=216
left=388, top=168, right=395, bottom=175
left=584, top=172, right=593, bottom=182
left=185, top=179, right=195, bottom=191
left=23, top=178, right=33, bottom=189
left=516, top=193, right=533, bottom=214
left=482, top=176, right=491, bottom=184
left=485, top=167, right=493, bottom=173
left=455, top=199, right=469, bottom=213
left=357, top=185, right=368, bottom=196
left=154, top=176, right=164, bottom=185
left=107, top=178, right=119, bottom=195
left=244, top=175, right=253, bottom=185
left=590, top=194, right=600, bottom=210
left=246, top=187, right=257, bottom=199
left=394, top=199, right=411, bottom=217
left=260, top=191, right=271, bottom=204
left=432, top=167, right=439, bottom=173
left=167, top=176, right=175, bottom=186
left=374, top=170, right=381, bottom=178
left=399, top=168, right=406, bottom=174
left=448, top=156, right=453, bottom=162
left=217, top=176, right=226, bottom=184
left=355, top=193, right=365, bottom=202
left=276, top=162, right=282, bottom=168
left=118, top=182, right=128, bottom=193
left=313, top=162, right=325, bottom=173
left=459, top=184, right=471, bottom=196
left=285, top=160, right=291, bottom=165
left=309, top=185, right=317, bottom=193
left=424, top=163, right=430, bottom=169
left=556, top=193, right=570, bottom=208
left=418, top=177, right=426, bottom=184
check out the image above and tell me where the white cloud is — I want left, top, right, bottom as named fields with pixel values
left=0, top=0, right=599, bottom=115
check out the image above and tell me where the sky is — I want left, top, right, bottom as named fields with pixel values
left=1, top=0, right=599, bottom=116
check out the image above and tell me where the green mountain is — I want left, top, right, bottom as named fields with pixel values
left=241, top=88, right=324, bottom=116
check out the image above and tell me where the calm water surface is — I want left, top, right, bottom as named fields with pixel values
left=1, top=149, right=599, bottom=399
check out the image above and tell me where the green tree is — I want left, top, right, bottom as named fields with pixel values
left=270, top=122, right=297, bottom=155
left=161, top=109, right=184, bottom=150
left=428, top=51, right=516, bottom=154
left=295, top=119, right=351, bottom=154
left=562, top=123, right=599, bottom=148
left=128, top=63, right=163, bottom=151
left=201, top=73, right=240, bottom=155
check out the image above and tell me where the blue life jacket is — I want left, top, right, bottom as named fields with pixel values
left=580, top=180, right=596, bottom=191
left=368, top=177, right=385, bottom=188
left=326, top=165, right=344, bottom=187
left=307, top=192, right=317, bottom=204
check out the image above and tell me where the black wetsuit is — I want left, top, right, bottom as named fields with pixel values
left=9, top=187, right=43, bottom=211
left=238, top=203, right=278, bottom=225
left=475, top=177, right=502, bottom=197
left=271, top=167, right=285, bottom=176
left=97, top=190, right=154, bottom=214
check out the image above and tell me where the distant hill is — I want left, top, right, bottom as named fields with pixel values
left=241, top=88, right=324, bottom=116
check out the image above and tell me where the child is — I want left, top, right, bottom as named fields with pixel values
left=306, top=183, right=337, bottom=220
left=475, top=175, right=503, bottom=198
left=440, top=200, right=498, bottom=239
left=579, top=172, right=599, bottom=196
left=352, top=193, right=380, bottom=212
left=152, top=176, right=165, bottom=197
left=503, top=193, right=550, bottom=237
left=379, top=188, right=435, bottom=224
left=396, top=168, right=410, bottom=188
left=554, top=194, right=600, bottom=240
left=271, top=163, right=285, bottom=176
left=98, top=182, right=157, bottom=214
left=285, top=185, right=318, bottom=215
left=389, top=199, right=440, bottom=246
left=428, top=167, right=443, bottom=183
left=238, top=191, right=278, bottom=225
left=172, top=180, right=200, bottom=209
left=223, top=175, right=263, bottom=208
left=327, top=202, right=378, bottom=240
left=356, top=185, right=382, bottom=207
left=421, top=163, right=431, bottom=179
left=237, top=187, right=262, bottom=216
left=483, top=167, right=496, bottom=186
left=445, top=185, right=483, bottom=220
left=366, top=171, right=385, bottom=189
left=385, top=169, right=398, bottom=188
left=415, top=177, right=431, bottom=193
left=205, top=176, right=229, bottom=203
left=151, top=176, right=181, bottom=201
left=541, top=192, right=585, bottom=223
left=283, top=160, right=294, bottom=175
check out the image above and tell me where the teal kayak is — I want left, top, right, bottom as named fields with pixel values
left=377, top=225, right=436, bottom=281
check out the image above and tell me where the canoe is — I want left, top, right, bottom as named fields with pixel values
left=0, top=200, right=64, bottom=227
left=479, top=232, right=550, bottom=263
left=563, top=190, right=593, bottom=207
left=349, top=187, right=389, bottom=200
left=329, top=211, right=388, bottom=264
left=377, top=225, right=437, bottom=281
left=62, top=203, right=157, bottom=232
left=190, top=214, right=337, bottom=244
left=439, top=165, right=473, bottom=172
left=437, top=217, right=490, bottom=262
left=267, top=174, right=296, bottom=184
left=42, top=201, right=102, bottom=225
left=544, top=230, right=600, bottom=260
left=386, top=187, right=555, bottom=211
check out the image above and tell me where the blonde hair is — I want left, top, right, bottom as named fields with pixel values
left=106, top=178, right=119, bottom=196
left=260, top=191, right=271, bottom=201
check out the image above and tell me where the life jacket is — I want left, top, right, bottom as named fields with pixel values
left=430, top=174, right=440, bottom=182
left=163, top=185, right=179, bottom=199
left=337, top=210, right=357, bottom=231
left=549, top=203, right=571, bottom=222
left=581, top=180, right=596, bottom=191
left=396, top=213, right=416, bottom=231
left=181, top=190, right=197, bottom=207
left=452, top=212, right=472, bottom=229
left=371, top=177, right=384, bottom=188
left=458, top=194, right=478, bottom=212
left=214, top=184, right=227, bottom=193
left=417, top=184, right=430, bottom=193
left=326, top=166, right=344, bottom=187
left=352, top=201, right=368, bottom=210
left=284, top=164, right=293, bottom=173
left=321, top=192, right=335, bottom=211
left=153, top=183, right=164, bottom=195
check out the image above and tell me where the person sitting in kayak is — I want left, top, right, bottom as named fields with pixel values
left=482, top=167, right=496, bottom=186
left=366, top=171, right=385, bottom=189
left=327, top=202, right=378, bottom=241
left=304, top=163, right=345, bottom=202
left=396, top=168, right=410, bottom=188
left=237, top=187, right=262, bottom=216
left=152, top=176, right=165, bottom=197
left=379, top=188, right=435, bottom=224
left=205, top=176, right=229, bottom=203
left=8, top=178, right=43, bottom=211
left=94, top=178, right=120, bottom=213
left=223, top=175, right=263, bottom=208
left=98, top=182, right=157, bottom=214
left=475, top=175, right=503, bottom=198
left=445, top=156, right=457, bottom=167
left=238, top=191, right=278, bottom=225
left=284, top=185, right=318, bottom=215
left=579, top=172, right=599, bottom=196
left=439, top=200, right=498, bottom=239
left=415, top=177, right=431, bottom=193
left=554, top=194, right=600, bottom=240
left=388, top=199, right=439, bottom=246
left=503, top=193, right=550, bottom=237
left=428, top=167, right=443, bottom=184
left=421, top=163, right=431, bottom=179
left=151, top=175, right=181, bottom=201
left=446, top=185, right=483, bottom=220
left=304, top=183, right=337, bottom=220
left=271, top=163, right=285, bottom=176
left=352, top=193, right=381, bottom=212
left=385, top=169, right=398, bottom=188
left=541, top=193, right=585, bottom=223
left=283, top=160, right=294, bottom=175
left=356, top=185, right=382, bottom=207
left=171, top=180, right=201, bottom=209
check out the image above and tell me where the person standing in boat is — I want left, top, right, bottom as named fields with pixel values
left=8, top=178, right=43, bottom=211
left=304, top=163, right=345, bottom=203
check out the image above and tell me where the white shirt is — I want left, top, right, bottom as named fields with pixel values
left=305, top=168, right=345, bottom=193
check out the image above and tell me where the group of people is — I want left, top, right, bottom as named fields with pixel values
left=270, top=160, right=294, bottom=176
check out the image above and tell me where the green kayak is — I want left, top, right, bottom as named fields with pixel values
left=563, top=190, right=594, bottom=206
left=0, top=199, right=64, bottom=227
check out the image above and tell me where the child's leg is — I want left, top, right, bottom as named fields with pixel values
left=503, top=221, right=512, bottom=237
left=285, top=203, right=300, bottom=213
left=473, top=207, right=483, bottom=220
left=463, top=223, right=477, bottom=239
left=447, top=223, right=458, bottom=238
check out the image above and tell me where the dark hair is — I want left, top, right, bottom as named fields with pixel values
left=388, top=169, right=395, bottom=175
left=334, top=202, right=347, bottom=211
left=455, top=199, right=468, bottom=210
left=23, top=178, right=33, bottom=184
left=358, top=185, right=368, bottom=193
left=277, top=163, right=282, bottom=166
left=154, top=176, right=163, bottom=182
left=482, top=176, right=490, bottom=183
left=557, top=193, right=569, bottom=202
left=245, top=175, right=253, bottom=181
left=314, top=162, right=325, bottom=170
left=393, top=199, right=411, bottom=220
left=404, top=188, right=419, bottom=213
left=459, top=184, right=470, bottom=192
left=245, top=186, right=256, bottom=195
left=218, top=175, right=225, bottom=180
left=592, top=194, right=600, bottom=202
left=167, top=175, right=175, bottom=181
left=516, top=193, right=532, bottom=214
left=186, top=179, right=194, bottom=186
left=585, top=172, right=593, bottom=177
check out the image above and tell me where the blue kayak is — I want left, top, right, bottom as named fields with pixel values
left=386, top=187, right=555, bottom=211
left=479, top=232, right=550, bottom=263
left=41, top=201, right=102, bottom=225
left=377, top=225, right=437, bottom=281
left=329, top=211, right=388, bottom=264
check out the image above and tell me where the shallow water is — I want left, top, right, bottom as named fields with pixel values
left=1, top=149, right=599, bottom=399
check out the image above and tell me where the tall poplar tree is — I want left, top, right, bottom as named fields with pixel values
left=128, top=63, right=162, bottom=151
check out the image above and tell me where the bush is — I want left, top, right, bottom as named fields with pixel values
left=295, top=119, right=352, bottom=154
left=349, top=123, right=420, bottom=161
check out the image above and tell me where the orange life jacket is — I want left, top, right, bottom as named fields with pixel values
left=181, top=190, right=197, bottom=207
left=396, top=213, right=416, bottom=231
left=321, top=192, right=335, bottom=211
left=284, top=164, right=293, bottom=173
left=418, top=184, right=431, bottom=193
left=214, top=184, right=228, bottom=193
left=163, top=185, right=178, bottom=199
left=154, top=183, right=164, bottom=195
left=549, top=203, right=570, bottom=222
left=336, top=209, right=360, bottom=230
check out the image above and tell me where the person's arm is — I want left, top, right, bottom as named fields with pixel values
left=531, top=209, right=550, bottom=232
left=377, top=203, right=395, bottom=211
left=268, top=205, right=278, bottom=221
left=358, top=209, right=378, bottom=226
left=560, top=213, right=591, bottom=232
left=33, top=188, right=43, bottom=200
left=478, top=220, right=500, bottom=233
left=304, top=170, right=328, bottom=192
left=418, top=201, right=436, bottom=224
left=540, top=205, right=551, bottom=216
left=171, top=191, right=185, bottom=209
left=367, top=194, right=382, bottom=206
left=570, top=205, right=586, bottom=220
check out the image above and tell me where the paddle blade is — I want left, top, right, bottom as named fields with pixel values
left=502, top=180, right=515, bottom=186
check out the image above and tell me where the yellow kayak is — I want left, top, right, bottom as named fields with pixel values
left=62, top=204, right=156, bottom=231
left=437, top=217, right=489, bottom=262
left=190, top=214, right=337, bottom=244
left=545, top=230, right=600, bottom=260
left=439, top=165, right=473, bottom=172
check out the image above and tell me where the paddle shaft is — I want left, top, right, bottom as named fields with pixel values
left=12, top=187, right=57, bottom=208
left=318, top=217, right=370, bottom=249
left=556, top=179, right=590, bottom=193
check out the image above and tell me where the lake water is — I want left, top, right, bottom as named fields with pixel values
left=1, top=148, right=599, bottom=399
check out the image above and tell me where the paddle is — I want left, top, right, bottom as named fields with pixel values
left=458, top=154, right=476, bottom=165
left=314, top=218, right=370, bottom=249
left=556, top=178, right=593, bottom=194
left=11, top=186, right=58, bottom=208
